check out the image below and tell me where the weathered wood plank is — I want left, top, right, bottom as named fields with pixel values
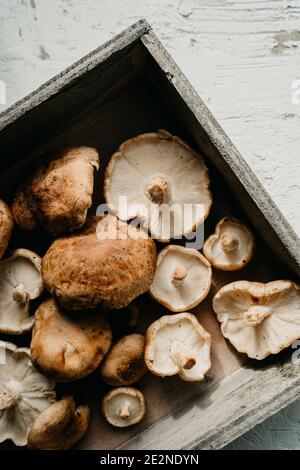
left=120, top=352, right=300, bottom=450
left=0, top=0, right=299, bottom=236
left=0, top=19, right=150, bottom=131
left=0, top=14, right=299, bottom=451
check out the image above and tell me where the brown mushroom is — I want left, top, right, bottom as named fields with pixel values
left=0, top=199, right=13, bottom=259
left=28, top=396, right=90, bottom=450
left=100, top=334, right=146, bottom=386
left=12, top=147, right=99, bottom=235
left=42, top=215, right=157, bottom=310
left=102, top=387, right=146, bottom=428
left=30, top=298, right=112, bottom=381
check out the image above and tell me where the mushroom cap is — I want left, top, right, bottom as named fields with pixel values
left=0, top=341, right=56, bottom=446
left=213, top=280, right=300, bottom=360
left=42, top=215, right=157, bottom=310
left=203, top=217, right=255, bottom=271
left=12, top=147, right=99, bottom=235
left=100, top=334, right=146, bottom=386
left=0, top=200, right=13, bottom=259
left=0, top=249, right=43, bottom=334
left=150, top=245, right=212, bottom=312
left=104, top=130, right=212, bottom=242
left=30, top=298, right=112, bottom=381
left=102, top=387, right=146, bottom=428
left=28, top=396, right=90, bottom=450
left=144, top=312, right=211, bottom=381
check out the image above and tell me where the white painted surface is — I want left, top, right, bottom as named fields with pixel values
left=0, top=0, right=299, bottom=450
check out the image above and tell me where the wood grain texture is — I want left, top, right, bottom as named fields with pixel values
left=0, top=0, right=299, bottom=450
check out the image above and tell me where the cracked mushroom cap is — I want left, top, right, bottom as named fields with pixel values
left=30, top=298, right=112, bottom=382
left=102, top=387, right=146, bottom=428
left=0, top=249, right=43, bottom=334
left=42, top=215, right=157, bottom=310
left=0, top=200, right=13, bottom=259
left=0, top=341, right=56, bottom=446
left=104, top=130, right=212, bottom=242
left=100, top=334, right=146, bottom=386
left=12, top=147, right=99, bottom=235
left=144, top=312, right=211, bottom=381
left=28, top=396, right=90, bottom=450
left=213, top=280, right=300, bottom=360
left=203, top=217, right=255, bottom=271
left=150, top=245, right=212, bottom=312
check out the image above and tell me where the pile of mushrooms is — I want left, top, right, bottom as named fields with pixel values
left=0, top=131, right=299, bottom=449
left=0, top=200, right=13, bottom=259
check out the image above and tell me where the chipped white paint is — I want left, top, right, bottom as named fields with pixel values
left=0, top=0, right=299, bottom=449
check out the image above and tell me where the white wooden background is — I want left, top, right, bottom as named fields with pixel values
left=0, top=0, right=299, bottom=450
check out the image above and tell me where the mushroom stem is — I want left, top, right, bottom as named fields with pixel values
left=169, top=341, right=196, bottom=370
left=183, top=358, right=197, bottom=370
left=119, top=401, right=131, bottom=420
left=242, top=305, right=272, bottom=327
left=146, top=177, right=169, bottom=205
left=172, top=266, right=187, bottom=287
left=12, top=284, right=29, bottom=304
left=220, top=233, right=238, bottom=252
left=0, top=380, right=22, bottom=410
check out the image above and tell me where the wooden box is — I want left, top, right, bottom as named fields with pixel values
left=0, top=20, right=299, bottom=450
